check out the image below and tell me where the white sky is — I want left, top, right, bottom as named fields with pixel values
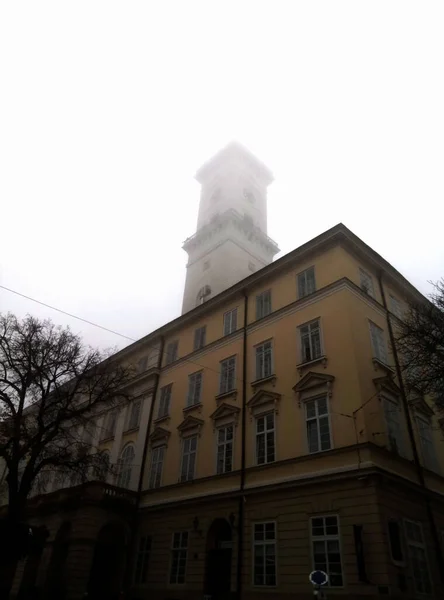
left=1, top=1, right=443, bottom=352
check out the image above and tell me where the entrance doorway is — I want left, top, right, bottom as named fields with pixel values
left=204, top=518, right=233, bottom=600
left=87, top=522, right=126, bottom=600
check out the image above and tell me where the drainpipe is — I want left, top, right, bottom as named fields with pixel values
left=377, top=274, right=444, bottom=583
left=236, top=293, right=248, bottom=600
left=123, top=335, right=164, bottom=594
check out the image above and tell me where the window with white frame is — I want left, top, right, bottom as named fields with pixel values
left=193, top=326, right=206, bottom=350
left=404, top=520, right=432, bottom=596
left=102, top=409, right=118, bottom=440
left=220, top=356, right=236, bottom=394
left=170, top=531, right=188, bottom=584
left=311, top=516, right=343, bottom=587
left=116, top=444, right=135, bottom=488
left=165, top=340, right=178, bottom=365
left=359, top=268, right=375, bottom=297
left=305, top=396, right=331, bottom=453
left=256, top=290, right=272, bottom=319
left=128, top=399, right=141, bottom=430
left=158, top=384, right=172, bottom=418
left=180, top=435, right=197, bottom=482
left=255, top=341, right=273, bottom=380
left=187, top=371, right=203, bottom=407
left=416, top=416, right=438, bottom=472
left=216, top=425, right=233, bottom=474
left=382, top=397, right=405, bottom=456
left=253, top=522, right=277, bottom=586
left=390, top=295, right=403, bottom=319
left=256, top=413, right=275, bottom=465
left=134, top=535, right=152, bottom=584
left=223, top=308, right=238, bottom=336
left=369, top=321, right=388, bottom=363
left=149, top=446, right=165, bottom=489
left=299, top=319, right=322, bottom=363
left=298, top=266, right=316, bottom=298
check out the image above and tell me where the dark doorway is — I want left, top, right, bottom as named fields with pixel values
left=204, top=518, right=233, bottom=600
left=87, top=522, right=126, bottom=600
left=45, top=521, right=72, bottom=600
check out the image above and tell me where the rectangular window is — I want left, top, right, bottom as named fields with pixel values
left=256, top=290, right=272, bottom=319
left=187, top=371, right=203, bottom=407
left=193, top=326, right=206, bottom=351
left=128, top=399, right=141, bottom=430
left=390, top=295, right=403, bottom=319
left=404, top=520, right=432, bottom=596
left=311, top=516, right=343, bottom=587
left=217, top=425, right=234, bottom=474
left=149, top=446, right=165, bottom=489
left=359, top=268, right=375, bottom=297
left=253, top=522, right=277, bottom=586
left=138, top=356, right=148, bottom=372
left=102, top=409, right=118, bottom=440
left=369, top=321, right=388, bottom=363
left=306, top=397, right=331, bottom=453
left=165, top=341, right=178, bottom=365
left=383, top=398, right=404, bottom=456
left=180, top=436, right=197, bottom=482
left=388, top=520, right=404, bottom=564
left=417, top=417, right=438, bottom=472
left=255, top=341, right=273, bottom=380
left=158, top=384, right=172, bottom=418
left=298, top=266, right=316, bottom=298
left=256, top=413, right=275, bottom=465
left=219, top=356, right=236, bottom=394
left=170, top=532, right=188, bottom=584
left=223, top=308, right=238, bottom=335
left=300, top=319, right=322, bottom=363
left=134, top=535, right=151, bottom=584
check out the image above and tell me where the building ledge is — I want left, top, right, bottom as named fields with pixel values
left=153, top=414, right=170, bottom=425
left=99, top=434, right=115, bottom=444
left=251, top=375, right=277, bottom=388
left=215, top=389, right=238, bottom=402
left=122, top=426, right=139, bottom=436
left=296, top=355, right=328, bottom=376
left=372, top=357, right=395, bottom=375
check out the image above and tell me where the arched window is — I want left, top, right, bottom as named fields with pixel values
left=116, top=444, right=135, bottom=488
left=196, top=285, right=211, bottom=307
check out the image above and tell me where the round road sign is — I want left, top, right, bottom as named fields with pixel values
left=309, top=570, right=328, bottom=586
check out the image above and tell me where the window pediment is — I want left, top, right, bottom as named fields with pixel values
left=293, top=371, right=334, bottom=405
left=210, top=403, right=240, bottom=430
left=410, top=396, right=434, bottom=418
left=177, top=415, right=204, bottom=438
left=149, top=426, right=170, bottom=448
left=373, top=375, right=400, bottom=400
left=247, top=389, right=281, bottom=419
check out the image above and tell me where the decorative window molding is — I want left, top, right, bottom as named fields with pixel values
left=116, top=444, right=135, bottom=488
left=223, top=308, right=238, bottom=336
left=298, top=319, right=323, bottom=364
left=219, top=355, right=237, bottom=395
left=177, top=415, right=204, bottom=438
left=293, top=371, right=335, bottom=407
left=310, top=515, right=344, bottom=587
left=149, top=426, right=171, bottom=448
left=210, top=403, right=240, bottom=431
left=247, top=389, right=281, bottom=421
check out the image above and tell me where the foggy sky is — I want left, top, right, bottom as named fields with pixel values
left=1, top=1, right=443, bottom=352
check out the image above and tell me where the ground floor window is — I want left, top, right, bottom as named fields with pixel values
left=170, top=531, right=188, bottom=584
left=311, top=515, right=343, bottom=586
left=253, top=521, right=276, bottom=586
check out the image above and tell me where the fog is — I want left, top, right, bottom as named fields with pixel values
left=1, top=1, right=443, bottom=351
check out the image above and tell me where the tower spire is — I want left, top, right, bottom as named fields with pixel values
left=182, top=142, right=279, bottom=314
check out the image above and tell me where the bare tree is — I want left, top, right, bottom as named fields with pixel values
left=395, top=279, right=444, bottom=409
left=0, top=312, right=133, bottom=596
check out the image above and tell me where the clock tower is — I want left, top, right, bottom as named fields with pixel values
left=182, top=142, right=280, bottom=314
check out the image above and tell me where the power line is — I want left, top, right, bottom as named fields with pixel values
left=0, top=284, right=136, bottom=342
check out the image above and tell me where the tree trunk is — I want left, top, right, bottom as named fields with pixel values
left=0, top=557, right=19, bottom=600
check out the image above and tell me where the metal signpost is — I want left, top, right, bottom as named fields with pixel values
left=309, top=570, right=328, bottom=599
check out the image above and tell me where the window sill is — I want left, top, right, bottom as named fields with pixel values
left=297, top=355, right=327, bottom=375
left=153, top=414, right=170, bottom=425
left=122, top=426, right=139, bottom=435
left=183, top=402, right=203, bottom=415
left=215, top=389, right=238, bottom=402
left=99, top=435, right=115, bottom=444
left=372, top=357, right=395, bottom=374
left=251, top=374, right=277, bottom=388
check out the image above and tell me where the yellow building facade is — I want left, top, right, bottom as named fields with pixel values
left=129, top=224, right=444, bottom=600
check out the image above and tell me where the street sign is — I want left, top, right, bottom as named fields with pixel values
left=309, top=570, right=328, bottom=586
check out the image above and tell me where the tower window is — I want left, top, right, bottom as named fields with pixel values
left=243, top=188, right=256, bottom=204
left=196, top=285, right=211, bottom=306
